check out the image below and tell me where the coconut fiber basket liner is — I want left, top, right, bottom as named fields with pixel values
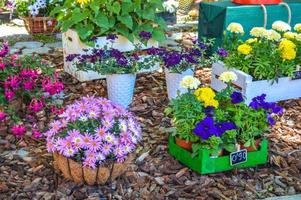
left=168, top=135, right=268, bottom=174
left=22, top=17, right=57, bottom=35
left=53, top=152, right=134, bottom=185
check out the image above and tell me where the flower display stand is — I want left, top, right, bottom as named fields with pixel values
left=168, top=135, right=268, bottom=174
left=62, top=29, right=159, bottom=82
left=211, top=62, right=301, bottom=104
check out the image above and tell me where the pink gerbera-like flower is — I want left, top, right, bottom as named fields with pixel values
left=11, top=125, right=26, bottom=137
left=23, top=80, right=35, bottom=91
left=67, top=129, right=80, bottom=139
left=0, top=62, right=5, bottom=70
left=50, top=120, right=62, bottom=133
left=96, top=152, right=106, bottom=162
left=46, top=139, right=56, bottom=152
left=5, top=90, right=14, bottom=101
left=95, top=126, right=107, bottom=140
left=32, top=130, right=42, bottom=138
left=114, top=145, right=125, bottom=158
left=81, top=133, right=93, bottom=149
left=63, top=148, right=76, bottom=157
left=102, top=118, right=114, bottom=129
left=104, top=133, right=116, bottom=144
left=101, top=143, right=113, bottom=156
left=89, top=137, right=101, bottom=152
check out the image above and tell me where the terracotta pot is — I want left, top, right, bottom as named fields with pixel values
left=240, top=139, right=262, bottom=152
left=232, top=0, right=282, bottom=5
left=53, top=152, right=134, bottom=185
left=175, top=137, right=193, bottom=151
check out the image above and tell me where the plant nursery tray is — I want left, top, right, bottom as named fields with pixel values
left=211, top=61, right=301, bottom=103
left=168, top=135, right=268, bottom=174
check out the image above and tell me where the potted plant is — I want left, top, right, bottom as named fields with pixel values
left=167, top=72, right=283, bottom=174
left=66, top=32, right=158, bottom=108
left=11, top=0, right=61, bottom=34
left=211, top=21, right=301, bottom=103
left=44, top=96, right=142, bottom=185
left=51, top=0, right=166, bottom=81
left=150, top=38, right=217, bottom=100
left=0, top=41, right=64, bottom=138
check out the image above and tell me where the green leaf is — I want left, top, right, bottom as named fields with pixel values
left=152, top=29, right=165, bottom=42
left=117, top=15, right=133, bottom=29
left=93, top=13, right=109, bottom=29
left=112, top=2, right=121, bottom=14
left=75, top=23, right=94, bottom=40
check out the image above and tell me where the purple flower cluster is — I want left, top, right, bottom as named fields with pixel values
left=106, top=34, right=118, bottom=41
left=139, top=31, right=152, bottom=41
left=44, top=96, right=142, bottom=169
left=230, top=91, right=244, bottom=104
left=0, top=42, right=9, bottom=57
left=217, top=48, right=228, bottom=57
left=249, top=94, right=283, bottom=125
left=193, top=117, right=236, bottom=140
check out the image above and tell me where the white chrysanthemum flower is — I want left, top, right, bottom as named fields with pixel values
left=272, top=21, right=291, bottom=32
left=180, top=76, right=201, bottom=90
left=163, top=0, right=179, bottom=13
left=264, top=29, right=281, bottom=41
left=227, top=22, right=244, bottom=34
left=250, top=27, right=267, bottom=38
left=219, top=71, right=237, bottom=83
left=294, top=23, right=301, bottom=33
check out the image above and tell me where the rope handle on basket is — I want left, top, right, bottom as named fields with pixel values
left=260, top=2, right=292, bottom=28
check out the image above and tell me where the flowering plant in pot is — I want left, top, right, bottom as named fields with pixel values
left=166, top=72, right=283, bottom=157
left=0, top=42, right=64, bottom=138
left=10, top=0, right=62, bottom=34
left=223, top=21, right=301, bottom=82
left=51, top=0, right=166, bottom=44
left=44, top=96, right=141, bottom=185
left=149, top=38, right=218, bottom=100
left=66, top=32, right=158, bottom=108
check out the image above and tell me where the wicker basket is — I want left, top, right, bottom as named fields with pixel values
left=22, top=16, right=58, bottom=35
left=53, top=152, right=134, bottom=185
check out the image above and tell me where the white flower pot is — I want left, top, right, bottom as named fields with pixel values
left=106, top=74, right=136, bottom=108
left=62, top=29, right=158, bottom=82
left=165, top=68, right=194, bottom=100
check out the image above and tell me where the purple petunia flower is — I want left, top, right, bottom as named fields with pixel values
left=267, top=113, right=276, bottom=126
left=216, top=122, right=236, bottom=136
left=106, top=34, right=118, bottom=41
left=163, top=52, right=182, bottom=67
left=198, top=42, right=207, bottom=50
left=193, top=117, right=218, bottom=140
left=230, top=91, right=244, bottom=104
left=65, top=54, right=79, bottom=62
left=191, top=48, right=202, bottom=56
left=217, top=48, right=228, bottom=57
left=139, top=31, right=152, bottom=40
left=204, top=106, right=215, bottom=117
left=184, top=54, right=198, bottom=64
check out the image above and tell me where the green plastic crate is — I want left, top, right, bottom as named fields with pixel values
left=168, top=135, right=268, bottom=174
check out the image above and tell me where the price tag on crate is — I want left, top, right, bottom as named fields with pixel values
left=230, top=149, right=247, bottom=166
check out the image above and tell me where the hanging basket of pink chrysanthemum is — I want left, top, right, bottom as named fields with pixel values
left=44, top=96, right=142, bottom=185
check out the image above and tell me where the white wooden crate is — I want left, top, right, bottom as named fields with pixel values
left=62, top=29, right=159, bottom=82
left=211, top=61, right=301, bottom=104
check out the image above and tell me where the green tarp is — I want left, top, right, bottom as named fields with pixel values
left=199, top=0, right=301, bottom=49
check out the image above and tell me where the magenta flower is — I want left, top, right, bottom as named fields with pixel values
left=5, top=90, right=14, bottom=101
left=11, top=54, right=18, bottom=61
left=0, top=63, right=5, bottom=70
left=23, top=80, right=35, bottom=91
left=28, top=98, right=44, bottom=112
left=32, top=130, right=42, bottom=138
left=7, top=75, right=20, bottom=89
left=0, top=112, right=7, bottom=121
left=11, top=125, right=26, bottom=137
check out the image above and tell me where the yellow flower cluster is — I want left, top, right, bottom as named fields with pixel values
left=250, top=27, right=266, bottom=38
left=278, top=40, right=296, bottom=60
left=264, top=30, right=281, bottom=41
left=296, top=34, right=301, bottom=42
left=294, top=24, right=301, bottom=33
left=227, top=22, right=244, bottom=34
left=219, top=71, right=237, bottom=83
left=194, top=87, right=219, bottom=108
left=272, top=21, right=291, bottom=32
left=77, top=0, right=90, bottom=6
left=283, top=32, right=297, bottom=40
left=237, top=44, right=252, bottom=55
left=180, top=76, right=201, bottom=90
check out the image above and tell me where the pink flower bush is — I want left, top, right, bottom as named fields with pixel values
left=0, top=41, right=64, bottom=138
left=44, top=96, right=142, bottom=169
left=11, top=125, right=26, bottom=137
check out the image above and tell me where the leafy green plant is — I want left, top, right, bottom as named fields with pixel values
left=51, top=0, right=167, bottom=44
left=192, top=136, right=223, bottom=157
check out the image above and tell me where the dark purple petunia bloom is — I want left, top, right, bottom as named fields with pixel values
left=117, top=58, right=128, bottom=66
left=217, top=48, right=228, bottom=57
left=230, top=91, right=244, bottom=104
left=193, top=117, right=218, bottom=140
left=216, top=122, right=236, bottom=136
left=191, top=48, right=202, bottom=56
left=110, top=48, right=124, bottom=60
left=163, top=52, right=182, bottom=68
left=184, top=54, right=198, bottom=64
left=66, top=54, right=79, bottom=62
left=249, top=94, right=267, bottom=110
left=147, top=47, right=159, bottom=55
left=139, top=31, right=152, bottom=40
left=198, top=42, right=207, bottom=50
left=106, top=34, right=118, bottom=41
left=205, top=106, right=215, bottom=117
left=267, top=114, right=275, bottom=126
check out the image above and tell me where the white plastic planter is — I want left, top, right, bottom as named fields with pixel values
left=211, top=61, right=301, bottom=104
left=165, top=68, right=194, bottom=100
left=106, top=74, right=136, bottom=108
left=62, top=29, right=158, bottom=82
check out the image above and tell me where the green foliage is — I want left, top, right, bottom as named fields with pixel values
left=165, top=93, right=205, bottom=142
left=51, top=0, right=167, bottom=44
left=192, top=136, right=223, bottom=157
left=14, top=0, right=63, bottom=17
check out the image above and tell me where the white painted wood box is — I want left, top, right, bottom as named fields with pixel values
left=62, top=29, right=159, bottom=82
left=211, top=61, right=301, bottom=104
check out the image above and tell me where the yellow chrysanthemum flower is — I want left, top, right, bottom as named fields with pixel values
left=264, top=30, right=281, bottom=41
left=283, top=32, right=297, bottom=40
left=279, top=40, right=296, bottom=50
left=226, top=22, right=244, bottom=34
left=77, top=0, right=90, bottom=6
left=237, top=44, right=252, bottom=55
left=294, top=23, right=301, bottom=33
left=250, top=27, right=267, bottom=38
left=204, top=99, right=219, bottom=108
left=246, top=38, right=257, bottom=44
left=194, top=87, right=216, bottom=102
left=219, top=71, right=237, bottom=83
left=281, top=48, right=296, bottom=60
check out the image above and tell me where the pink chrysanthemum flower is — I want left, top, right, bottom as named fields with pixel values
left=114, top=145, right=125, bottom=158
left=46, top=139, right=56, bottom=153
left=95, top=126, right=107, bottom=140
left=89, top=137, right=101, bottom=152
left=81, top=133, right=93, bottom=149
left=50, top=120, right=62, bottom=133
left=101, top=143, right=113, bottom=156
left=66, top=129, right=80, bottom=139
left=102, top=118, right=114, bottom=129
left=63, top=148, right=76, bottom=157
left=104, top=133, right=116, bottom=144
